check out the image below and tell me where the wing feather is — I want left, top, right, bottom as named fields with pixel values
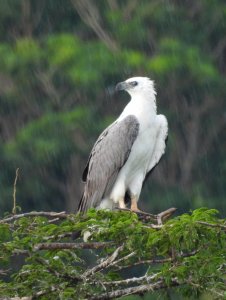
left=78, top=115, right=139, bottom=212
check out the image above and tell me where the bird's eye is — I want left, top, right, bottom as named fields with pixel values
left=131, top=81, right=138, bottom=87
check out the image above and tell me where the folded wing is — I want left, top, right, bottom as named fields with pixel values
left=78, top=115, right=139, bottom=212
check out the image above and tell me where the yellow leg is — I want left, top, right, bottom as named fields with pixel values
left=118, top=198, right=126, bottom=209
left=130, top=197, right=141, bottom=212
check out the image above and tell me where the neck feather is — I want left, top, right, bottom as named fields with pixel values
left=130, top=90, right=157, bottom=114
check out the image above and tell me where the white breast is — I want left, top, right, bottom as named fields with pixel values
left=101, top=89, right=167, bottom=208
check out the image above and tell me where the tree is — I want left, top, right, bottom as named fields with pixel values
left=1, top=1, right=226, bottom=215
left=0, top=208, right=225, bottom=299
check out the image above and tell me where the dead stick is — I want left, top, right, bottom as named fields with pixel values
left=196, top=221, right=226, bottom=230
left=157, top=208, right=177, bottom=225
left=83, top=245, right=124, bottom=278
left=12, top=168, right=19, bottom=215
left=0, top=211, right=68, bottom=224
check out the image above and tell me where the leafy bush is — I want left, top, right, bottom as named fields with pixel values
left=0, top=208, right=225, bottom=299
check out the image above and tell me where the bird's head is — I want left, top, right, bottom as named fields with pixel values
left=115, top=77, right=156, bottom=98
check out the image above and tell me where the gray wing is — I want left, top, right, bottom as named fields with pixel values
left=78, top=115, right=139, bottom=212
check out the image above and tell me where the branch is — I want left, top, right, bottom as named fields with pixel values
left=115, top=258, right=172, bottom=271
left=117, top=208, right=157, bottom=221
left=157, top=208, right=177, bottom=225
left=90, top=278, right=179, bottom=300
left=33, top=241, right=113, bottom=251
left=12, top=168, right=19, bottom=215
left=117, top=207, right=177, bottom=224
left=197, top=221, right=226, bottom=231
left=0, top=211, right=68, bottom=223
left=71, top=0, right=118, bottom=51
left=105, top=251, right=136, bottom=269
left=114, top=250, right=198, bottom=271
left=102, top=272, right=159, bottom=286
left=83, top=245, right=124, bottom=278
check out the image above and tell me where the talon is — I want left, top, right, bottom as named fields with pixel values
left=118, top=198, right=126, bottom=209
left=130, top=197, right=141, bottom=212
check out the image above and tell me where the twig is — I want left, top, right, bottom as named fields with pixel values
left=114, top=250, right=198, bottom=271
left=34, top=241, right=113, bottom=251
left=12, top=168, right=19, bottom=215
left=105, top=251, right=136, bottom=269
left=43, top=232, right=73, bottom=241
left=114, top=258, right=172, bottom=271
left=0, top=211, right=68, bottom=223
left=83, top=245, right=124, bottom=278
left=0, top=269, right=10, bottom=276
left=143, top=224, right=163, bottom=229
left=117, top=208, right=157, bottom=221
left=157, top=208, right=177, bottom=225
left=3, top=297, right=32, bottom=300
left=90, top=278, right=179, bottom=300
left=71, top=0, right=118, bottom=51
left=117, top=207, right=177, bottom=224
left=12, top=249, right=29, bottom=256
left=196, top=221, right=226, bottom=230
left=102, top=273, right=159, bottom=286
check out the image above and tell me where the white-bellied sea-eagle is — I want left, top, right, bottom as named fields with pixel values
left=78, top=77, right=168, bottom=213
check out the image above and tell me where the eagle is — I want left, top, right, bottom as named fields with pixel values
left=78, top=77, right=168, bottom=213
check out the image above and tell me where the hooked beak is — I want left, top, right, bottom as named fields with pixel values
left=115, top=81, right=130, bottom=92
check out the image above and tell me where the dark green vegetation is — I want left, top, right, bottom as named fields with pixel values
left=0, top=1, right=226, bottom=215
left=0, top=208, right=225, bottom=299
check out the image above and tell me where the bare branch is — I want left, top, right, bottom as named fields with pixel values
left=0, top=211, right=68, bottom=224
left=105, top=251, right=136, bottom=269
left=83, top=245, right=124, bottom=278
left=71, top=0, right=118, bottom=51
left=117, top=207, right=177, bottom=224
left=34, top=241, right=113, bottom=251
left=114, top=258, right=172, bottom=271
left=117, top=208, right=157, bottom=221
left=157, top=208, right=177, bottom=225
left=114, top=250, right=198, bottom=271
left=197, top=221, right=226, bottom=230
left=6, top=297, right=32, bottom=300
left=102, top=273, right=159, bottom=286
left=12, top=168, right=19, bottom=215
left=90, top=278, right=179, bottom=300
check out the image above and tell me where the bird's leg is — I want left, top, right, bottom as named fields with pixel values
left=130, top=197, right=142, bottom=212
left=118, top=197, right=126, bottom=209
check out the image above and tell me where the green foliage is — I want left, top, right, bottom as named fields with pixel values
left=0, top=208, right=225, bottom=299
left=0, top=1, right=226, bottom=225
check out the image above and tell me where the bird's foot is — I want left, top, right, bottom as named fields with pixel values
left=130, top=199, right=140, bottom=212
left=118, top=198, right=126, bottom=209
left=130, top=207, right=143, bottom=213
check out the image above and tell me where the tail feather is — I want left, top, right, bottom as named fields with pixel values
left=77, top=193, right=88, bottom=213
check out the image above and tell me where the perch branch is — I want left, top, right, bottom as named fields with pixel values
left=117, top=207, right=177, bottom=224
left=117, top=207, right=156, bottom=218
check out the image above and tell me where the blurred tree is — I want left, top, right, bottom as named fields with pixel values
left=0, top=0, right=226, bottom=215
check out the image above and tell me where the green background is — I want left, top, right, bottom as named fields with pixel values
left=0, top=0, right=226, bottom=217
